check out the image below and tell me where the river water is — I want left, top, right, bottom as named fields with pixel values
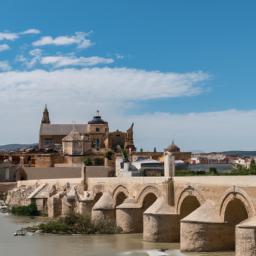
left=0, top=213, right=234, bottom=256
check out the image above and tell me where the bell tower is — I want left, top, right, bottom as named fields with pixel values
left=124, top=123, right=136, bottom=152
left=41, top=104, right=50, bottom=124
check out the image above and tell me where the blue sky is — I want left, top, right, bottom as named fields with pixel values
left=0, top=0, right=256, bottom=151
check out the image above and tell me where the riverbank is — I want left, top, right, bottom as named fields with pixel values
left=25, top=214, right=122, bottom=235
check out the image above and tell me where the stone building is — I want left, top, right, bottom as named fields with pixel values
left=165, top=140, right=181, bottom=153
left=164, top=141, right=191, bottom=164
left=104, top=123, right=136, bottom=152
left=62, top=127, right=91, bottom=156
left=39, top=106, right=136, bottom=154
left=0, top=161, right=18, bottom=182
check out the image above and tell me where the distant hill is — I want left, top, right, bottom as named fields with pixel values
left=223, top=151, right=256, bottom=157
left=0, top=144, right=37, bottom=152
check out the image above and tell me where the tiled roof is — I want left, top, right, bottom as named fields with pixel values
left=63, top=127, right=82, bottom=141
left=40, top=124, right=87, bottom=136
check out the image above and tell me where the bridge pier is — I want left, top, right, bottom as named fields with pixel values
left=143, top=198, right=180, bottom=242
left=181, top=220, right=233, bottom=252
left=61, top=196, right=75, bottom=216
left=91, top=209, right=116, bottom=224
left=116, top=199, right=143, bottom=233
left=91, top=192, right=115, bottom=224
left=48, top=194, right=62, bottom=218
left=180, top=200, right=234, bottom=252
left=78, top=200, right=95, bottom=216
left=236, top=216, right=256, bottom=256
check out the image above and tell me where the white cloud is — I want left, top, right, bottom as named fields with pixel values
left=20, top=29, right=41, bottom=35
left=17, top=50, right=113, bottom=68
left=0, top=68, right=209, bottom=145
left=29, top=48, right=42, bottom=57
left=0, top=44, right=10, bottom=52
left=0, top=68, right=255, bottom=151
left=0, top=32, right=18, bottom=41
left=0, top=68, right=208, bottom=104
left=40, top=55, right=114, bottom=68
left=0, top=61, right=11, bottom=71
left=0, top=29, right=41, bottom=41
left=16, top=49, right=42, bottom=68
left=33, top=32, right=92, bottom=48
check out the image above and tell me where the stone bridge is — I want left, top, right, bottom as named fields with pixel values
left=7, top=175, right=256, bottom=255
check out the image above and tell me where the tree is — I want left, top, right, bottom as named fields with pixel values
left=105, top=150, right=113, bottom=160
left=209, top=167, right=218, bottom=175
left=249, top=159, right=256, bottom=174
left=121, top=148, right=128, bottom=162
left=84, top=157, right=93, bottom=166
left=94, top=158, right=104, bottom=166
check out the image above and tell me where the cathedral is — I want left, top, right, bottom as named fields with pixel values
left=39, top=106, right=136, bottom=156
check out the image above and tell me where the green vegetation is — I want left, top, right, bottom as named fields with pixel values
left=11, top=202, right=39, bottom=216
left=231, top=162, right=256, bottom=175
left=175, top=170, right=211, bottom=176
left=0, top=192, right=7, bottom=201
left=32, top=214, right=122, bottom=234
left=209, top=167, right=218, bottom=175
left=105, top=150, right=113, bottom=160
left=94, top=158, right=104, bottom=166
left=120, top=148, right=128, bottom=162
left=84, top=157, right=93, bottom=166
left=176, top=161, right=256, bottom=176
left=84, top=157, right=104, bottom=166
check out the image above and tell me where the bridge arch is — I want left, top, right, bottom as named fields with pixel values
left=176, top=185, right=205, bottom=216
left=137, top=185, right=161, bottom=207
left=219, top=186, right=255, bottom=221
left=92, top=192, right=103, bottom=207
left=112, top=185, right=129, bottom=207
left=219, top=186, right=254, bottom=249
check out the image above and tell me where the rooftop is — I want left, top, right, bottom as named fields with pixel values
left=40, top=124, right=87, bottom=136
left=88, top=110, right=108, bottom=125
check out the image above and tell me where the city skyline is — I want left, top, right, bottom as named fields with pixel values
left=0, top=0, right=256, bottom=151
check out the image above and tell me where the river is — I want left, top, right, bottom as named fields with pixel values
left=0, top=213, right=234, bottom=256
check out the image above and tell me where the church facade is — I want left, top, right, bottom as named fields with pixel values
left=39, top=106, right=136, bottom=155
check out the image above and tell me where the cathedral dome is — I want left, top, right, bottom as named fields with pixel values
left=88, top=110, right=107, bottom=125
left=165, top=141, right=180, bottom=153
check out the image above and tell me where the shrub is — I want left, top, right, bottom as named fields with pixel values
left=36, top=213, right=122, bottom=234
left=94, top=158, right=104, bottom=166
left=209, top=167, right=218, bottom=175
left=39, top=221, right=71, bottom=234
left=84, top=157, right=93, bottom=166
left=11, top=202, right=39, bottom=216
left=105, top=150, right=113, bottom=160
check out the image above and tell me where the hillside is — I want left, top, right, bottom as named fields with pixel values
left=0, top=144, right=37, bottom=152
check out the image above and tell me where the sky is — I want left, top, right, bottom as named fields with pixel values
left=0, top=0, right=256, bottom=152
